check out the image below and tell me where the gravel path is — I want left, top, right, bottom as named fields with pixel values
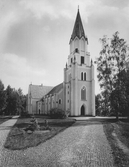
left=0, top=116, right=19, bottom=167
left=0, top=120, right=114, bottom=167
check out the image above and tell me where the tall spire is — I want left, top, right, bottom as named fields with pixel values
left=70, top=9, right=87, bottom=41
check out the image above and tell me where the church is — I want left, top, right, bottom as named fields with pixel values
left=27, top=9, right=95, bottom=116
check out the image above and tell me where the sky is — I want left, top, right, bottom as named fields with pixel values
left=0, top=0, right=129, bottom=95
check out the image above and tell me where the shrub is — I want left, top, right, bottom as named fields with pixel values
left=66, top=109, right=70, bottom=117
left=20, top=111, right=31, bottom=118
left=49, top=108, right=66, bottom=119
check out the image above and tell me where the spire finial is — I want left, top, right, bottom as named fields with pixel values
left=66, top=63, right=67, bottom=69
left=78, top=5, right=79, bottom=11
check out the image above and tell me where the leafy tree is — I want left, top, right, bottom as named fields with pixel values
left=96, top=32, right=129, bottom=120
left=0, top=80, right=6, bottom=114
left=0, top=82, right=27, bottom=115
left=96, top=35, right=114, bottom=116
left=95, top=94, right=102, bottom=116
left=5, top=86, right=26, bottom=115
left=110, top=32, right=128, bottom=119
left=17, top=88, right=27, bottom=114
left=5, top=85, right=13, bottom=115
left=22, top=95, right=27, bottom=112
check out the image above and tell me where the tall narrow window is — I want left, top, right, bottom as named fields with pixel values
left=81, top=72, right=83, bottom=80
left=81, top=56, right=84, bottom=64
left=59, top=99, right=62, bottom=104
left=71, top=58, right=73, bottom=63
left=81, top=87, right=86, bottom=100
left=84, top=73, right=86, bottom=81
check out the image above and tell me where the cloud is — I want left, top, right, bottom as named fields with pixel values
left=19, top=0, right=96, bottom=21
left=20, top=0, right=59, bottom=20
left=3, top=16, right=50, bottom=65
left=0, top=53, right=46, bottom=93
left=0, top=11, right=19, bottom=52
left=88, top=6, right=118, bottom=32
left=100, top=0, right=129, bottom=9
left=3, top=11, right=71, bottom=69
left=0, top=0, right=129, bottom=95
left=0, top=0, right=31, bottom=52
left=123, top=7, right=129, bottom=22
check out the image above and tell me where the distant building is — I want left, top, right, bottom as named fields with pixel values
left=27, top=9, right=95, bottom=116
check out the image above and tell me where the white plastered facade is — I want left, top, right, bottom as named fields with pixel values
left=63, top=35, right=95, bottom=116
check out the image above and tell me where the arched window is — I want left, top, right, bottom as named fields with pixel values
left=81, top=72, right=83, bottom=80
left=75, top=48, right=79, bottom=53
left=81, top=87, right=86, bottom=100
left=59, top=99, right=62, bottom=104
left=84, top=73, right=86, bottom=81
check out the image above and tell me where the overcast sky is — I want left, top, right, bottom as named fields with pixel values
left=0, top=0, right=129, bottom=95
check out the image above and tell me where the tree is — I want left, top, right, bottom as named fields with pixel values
left=110, top=32, right=128, bottom=119
left=17, top=88, right=27, bottom=114
left=5, top=85, right=27, bottom=115
left=96, top=32, right=129, bottom=120
left=95, top=94, right=103, bottom=116
left=5, top=85, right=13, bottom=115
left=96, top=35, right=115, bottom=116
left=0, top=80, right=6, bottom=114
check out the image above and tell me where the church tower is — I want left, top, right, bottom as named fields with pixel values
left=63, top=9, right=95, bottom=116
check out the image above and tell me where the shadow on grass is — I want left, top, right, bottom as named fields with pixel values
left=72, top=118, right=118, bottom=127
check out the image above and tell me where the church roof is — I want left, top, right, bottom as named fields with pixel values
left=46, top=83, right=63, bottom=96
left=29, top=84, right=53, bottom=99
left=70, top=9, right=87, bottom=42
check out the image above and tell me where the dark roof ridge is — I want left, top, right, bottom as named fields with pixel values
left=46, top=82, right=63, bottom=96
left=29, top=84, right=53, bottom=99
left=70, top=9, right=88, bottom=43
left=30, top=84, right=53, bottom=87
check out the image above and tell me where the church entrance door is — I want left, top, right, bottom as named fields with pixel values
left=81, top=105, right=85, bottom=116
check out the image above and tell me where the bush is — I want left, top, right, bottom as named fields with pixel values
left=49, top=108, right=66, bottom=119
left=20, top=111, right=31, bottom=118
left=66, top=109, right=70, bottom=117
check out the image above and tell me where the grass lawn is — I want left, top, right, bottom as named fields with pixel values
left=114, top=120, right=129, bottom=148
left=4, top=116, right=75, bottom=150
left=103, top=119, right=129, bottom=167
